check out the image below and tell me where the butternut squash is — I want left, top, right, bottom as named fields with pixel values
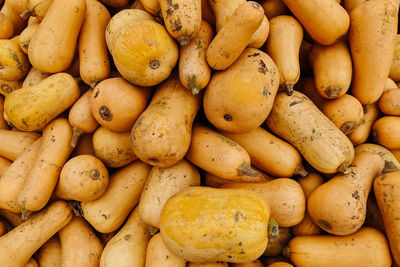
left=349, top=0, right=398, bottom=104
left=221, top=127, right=306, bottom=177
left=0, top=78, right=22, bottom=96
left=0, top=39, right=30, bottom=81
left=0, top=129, right=40, bottom=161
left=0, top=156, right=11, bottom=177
left=186, top=124, right=257, bottom=179
left=267, top=263, right=294, bottom=267
left=91, top=77, right=152, bottom=132
left=265, top=90, right=355, bottom=174
left=0, top=0, right=29, bottom=34
left=205, top=169, right=272, bottom=187
left=308, top=41, right=352, bottom=99
left=391, top=149, right=400, bottom=162
left=18, top=22, right=39, bottom=54
left=4, top=73, right=80, bottom=132
left=265, top=15, right=303, bottom=95
left=138, top=159, right=200, bottom=228
left=221, top=178, right=305, bottom=227
left=0, top=12, right=13, bottom=39
left=248, top=16, right=269, bottom=49
left=145, top=233, right=186, bottom=267
left=188, top=262, right=228, bottom=267
left=22, top=67, right=49, bottom=88
left=138, top=0, right=159, bottom=15
left=260, top=0, right=290, bottom=20
left=38, top=236, right=62, bottom=267
left=0, top=138, right=41, bottom=213
left=93, top=127, right=137, bottom=168
left=179, top=20, right=213, bottom=94
left=373, top=116, right=400, bottom=150
left=59, top=216, right=103, bottom=267
left=25, top=258, right=38, bottom=267
left=204, top=48, right=279, bottom=133
left=285, top=227, right=392, bottom=267
left=81, top=160, right=151, bottom=233
left=79, top=0, right=110, bottom=88
left=282, top=0, right=349, bottom=45
left=308, top=151, right=384, bottom=235
left=55, top=155, right=109, bottom=201
left=379, top=88, right=400, bottom=115
left=28, top=0, right=85, bottom=73
left=0, top=201, right=72, bottom=267
left=206, top=1, right=264, bottom=70
left=374, top=171, right=400, bottom=265
left=347, top=103, right=380, bottom=145
left=100, top=207, right=150, bottom=267
left=106, top=9, right=178, bottom=87
left=131, top=75, right=201, bottom=167
left=390, top=34, right=400, bottom=82
left=99, top=0, right=129, bottom=8
left=355, top=143, right=400, bottom=173
left=160, top=186, right=271, bottom=263
left=28, top=0, right=53, bottom=21
left=17, top=118, right=73, bottom=213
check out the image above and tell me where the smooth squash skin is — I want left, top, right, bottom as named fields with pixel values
left=0, top=129, right=40, bottom=161
left=260, top=0, right=290, bottom=20
left=286, top=227, right=392, bottom=267
left=347, top=103, right=380, bottom=145
left=349, top=0, right=398, bottom=105
left=221, top=127, right=306, bottom=177
left=267, top=263, right=293, bottom=267
left=0, top=156, right=11, bottom=177
left=100, top=207, right=150, bottom=267
left=79, top=0, right=111, bottom=88
left=28, top=0, right=54, bottom=21
left=22, top=67, right=49, bottom=88
left=17, top=118, right=74, bottom=213
left=373, top=116, right=400, bottom=150
left=0, top=138, right=41, bottom=213
left=374, top=171, right=400, bottom=265
left=205, top=169, right=273, bottom=188
left=159, top=0, right=201, bottom=46
left=4, top=73, right=80, bottom=132
left=1, top=0, right=29, bottom=34
left=355, top=143, right=400, bottom=173
left=106, top=9, right=178, bottom=87
left=18, top=22, right=39, bottom=54
left=28, top=0, right=85, bottom=73
left=308, top=151, right=384, bottom=235
left=131, top=75, right=201, bottom=167
left=221, top=178, right=305, bottom=227
left=379, top=88, right=400, bottom=115
left=138, top=0, right=159, bottom=15
left=38, top=236, right=62, bottom=267
left=208, top=0, right=246, bottom=32
left=265, top=15, right=303, bottom=94
left=138, top=159, right=200, bottom=228
left=206, top=1, right=264, bottom=70
left=59, top=217, right=103, bottom=267
left=0, top=39, right=30, bottom=81
left=390, top=35, right=400, bottom=82
left=160, top=186, right=271, bottom=263
left=204, top=48, right=280, bottom=133
left=81, top=160, right=151, bottom=233
left=0, top=201, right=72, bottom=267
left=0, top=12, right=14, bottom=39
left=308, top=41, right=353, bottom=99
left=265, top=90, right=355, bottom=174
left=179, top=20, right=213, bottom=95
left=145, top=233, right=186, bottom=267
left=282, top=0, right=348, bottom=45
left=231, top=261, right=264, bottom=267
left=188, top=262, right=228, bottom=267
left=186, top=124, right=258, bottom=180
left=99, top=0, right=129, bottom=7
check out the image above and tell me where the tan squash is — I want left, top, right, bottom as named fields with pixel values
left=93, top=127, right=137, bottom=168
left=99, top=207, right=150, bottom=267
left=28, top=0, right=53, bottom=21
left=145, top=233, right=186, bottom=267
left=265, top=90, right=355, bottom=174
left=207, top=0, right=245, bottom=32
left=0, top=12, right=13, bottom=39
left=81, top=160, right=151, bottom=233
left=138, top=159, right=200, bottom=228
left=55, top=155, right=109, bottom=202
left=373, top=116, right=400, bottom=150
left=221, top=127, right=306, bottom=177
left=25, top=258, right=38, bottom=267
left=384, top=77, right=398, bottom=90
left=390, top=149, right=400, bottom=162
left=390, top=34, right=400, bottom=82
left=59, top=216, right=103, bottom=267
left=204, top=48, right=279, bottom=133
left=378, top=88, right=400, bottom=115
left=260, top=0, right=290, bottom=20
left=347, top=103, right=380, bottom=145
left=349, top=0, right=398, bottom=104
left=0, top=156, right=11, bottom=177
left=187, top=262, right=229, bottom=267
left=91, top=77, right=152, bottom=132
left=17, top=118, right=73, bottom=213
left=179, top=20, right=213, bottom=94
left=38, top=236, right=62, bottom=267
left=0, top=39, right=30, bottom=81
left=308, top=41, right=352, bottom=99
left=0, top=129, right=40, bottom=161
left=285, top=227, right=392, bottom=267
left=355, top=143, right=400, bottom=173
left=21, top=67, right=49, bottom=88
left=265, top=15, right=303, bottom=95
left=138, top=0, right=159, bottom=15
left=0, top=201, right=72, bottom=267
left=0, top=138, right=41, bottom=213
left=131, top=75, right=201, bottom=167
left=204, top=169, right=273, bottom=188
left=18, top=22, right=39, bottom=54
left=206, top=1, right=264, bottom=70
left=248, top=16, right=269, bottom=49
left=0, top=78, right=22, bottom=97
left=221, top=178, right=305, bottom=227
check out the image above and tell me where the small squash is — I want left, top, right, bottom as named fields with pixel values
left=372, top=116, right=400, bottom=150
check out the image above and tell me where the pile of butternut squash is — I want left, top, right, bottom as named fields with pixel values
left=0, top=0, right=400, bottom=266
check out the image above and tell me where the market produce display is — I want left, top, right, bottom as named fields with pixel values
left=0, top=0, right=399, bottom=266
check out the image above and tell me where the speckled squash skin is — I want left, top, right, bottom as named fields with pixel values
left=160, top=186, right=270, bottom=263
left=0, top=39, right=30, bottom=81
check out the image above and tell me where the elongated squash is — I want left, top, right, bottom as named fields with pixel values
left=0, top=129, right=40, bottom=161
left=38, top=236, right=62, bottom=267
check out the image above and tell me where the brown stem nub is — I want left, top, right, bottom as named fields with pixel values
left=67, top=201, right=84, bottom=217
left=268, top=217, right=279, bottom=239
left=90, top=80, right=99, bottom=89
left=294, top=164, right=308, bottom=177
left=285, top=82, right=294, bottom=96
left=178, top=35, right=190, bottom=47
left=147, top=225, right=159, bottom=236
left=237, top=162, right=259, bottom=177
left=71, top=127, right=84, bottom=148
left=191, top=86, right=200, bottom=95
left=20, top=201, right=32, bottom=221
left=338, top=163, right=352, bottom=174
left=282, top=246, right=290, bottom=258
left=20, top=9, right=30, bottom=19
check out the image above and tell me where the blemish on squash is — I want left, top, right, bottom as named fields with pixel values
left=324, top=86, right=340, bottom=98
left=90, top=169, right=100, bottom=180
left=340, top=121, right=357, bottom=134
left=149, top=59, right=160, bottom=69
left=99, top=105, right=113, bottom=121
left=1, top=84, right=12, bottom=93
left=317, top=219, right=332, bottom=230
left=258, top=60, right=267, bottom=75
left=94, top=90, right=100, bottom=98
left=224, top=114, right=232, bottom=121
left=124, top=234, right=131, bottom=241
left=248, top=53, right=260, bottom=58
left=289, top=100, right=302, bottom=106
left=149, top=158, right=159, bottom=163
left=352, top=190, right=360, bottom=200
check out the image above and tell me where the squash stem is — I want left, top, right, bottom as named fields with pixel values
left=282, top=246, right=290, bottom=257
left=237, top=162, right=259, bottom=177
left=338, top=163, right=352, bottom=174
left=70, top=127, right=84, bottom=148
left=285, top=82, right=294, bottom=96
left=268, top=217, right=279, bottom=239
left=178, top=35, right=191, bottom=46
left=294, top=164, right=308, bottom=177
